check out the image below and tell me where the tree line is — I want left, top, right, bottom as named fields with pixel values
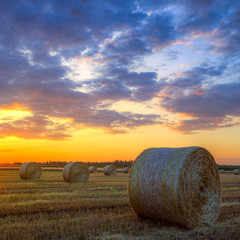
left=10, top=162, right=240, bottom=170
left=40, top=160, right=134, bottom=168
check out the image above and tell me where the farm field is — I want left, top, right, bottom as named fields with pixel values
left=0, top=169, right=239, bottom=240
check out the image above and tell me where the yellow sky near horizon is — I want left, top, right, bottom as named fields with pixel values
left=0, top=123, right=240, bottom=165
left=0, top=101, right=240, bottom=165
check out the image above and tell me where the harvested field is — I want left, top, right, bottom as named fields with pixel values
left=0, top=169, right=239, bottom=240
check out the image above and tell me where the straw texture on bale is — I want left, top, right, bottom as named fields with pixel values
left=63, top=162, right=89, bottom=183
left=128, top=147, right=221, bottom=229
left=123, top=167, right=129, bottom=173
left=19, top=162, right=42, bottom=180
left=233, top=169, right=239, bottom=175
left=89, top=166, right=97, bottom=173
left=104, top=164, right=117, bottom=176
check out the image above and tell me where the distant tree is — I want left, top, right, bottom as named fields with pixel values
left=85, top=160, right=134, bottom=168
left=218, top=164, right=240, bottom=170
left=13, top=162, right=22, bottom=165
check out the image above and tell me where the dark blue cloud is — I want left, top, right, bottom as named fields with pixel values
left=99, top=11, right=177, bottom=68
left=178, top=2, right=222, bottom=33
left=141, top=13, right=176, bottom=48
left=137, top=0, right=174, bottom=10
left=178, top=0, right=240, bottom=55
left=0, top=0, right=145, bottom=52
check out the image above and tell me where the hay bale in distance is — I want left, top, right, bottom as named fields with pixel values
left=220, top=169, right=225, bottom=173
left=19, top=162, right=42, bottom=180
left=128, top=147, right=221, bottom=229
left=233, top=169, right=239, bottom=175
left=104, top=164, right=117, bottom=176
left=63, top=162, right=89, bottom=183
left=89, top=166, right=97, bottom=173
left=123, top=167, right=129, bottom=173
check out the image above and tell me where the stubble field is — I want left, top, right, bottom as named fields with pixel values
left=0, top=169, right=239, bottom=240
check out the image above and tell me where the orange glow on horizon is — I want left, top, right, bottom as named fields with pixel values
left=0, top=104, right=239, bottom=166
left=0, top=124, right=240, bottom=165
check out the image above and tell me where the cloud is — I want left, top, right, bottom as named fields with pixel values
left=0, top=47, right=163, bottom=139
left=73, top=110, right=163, bottom=134
left=170, top=118, right=236, bottom=134
left=159, top=62, right=227, bottom=100
left=0, top=115, right=73, bottom=140
left=161, top=81, right=240, bottom=133
left=164, top=49, right=179, bottom=60
left=162, top=82, right=240, bottom=118
left=177, top=1, right=240, bottom=55
left=90, top=67, right=162, bottom=102
left=0, top=0, right=239, bottom=138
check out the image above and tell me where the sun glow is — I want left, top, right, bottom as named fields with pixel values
left=0, top=103, right=32, bottom=123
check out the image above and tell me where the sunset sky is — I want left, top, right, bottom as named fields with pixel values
left=0, top=0, right=240, bottom=164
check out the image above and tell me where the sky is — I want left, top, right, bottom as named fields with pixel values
left=0, top=0, right=240, bottom=164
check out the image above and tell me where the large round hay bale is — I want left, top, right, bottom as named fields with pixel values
left=123, top=167, right=129, bottom=173
left=104, top=164, right=117, bottom=176
left=63, top=162, right=89, bottom=183
left=89, top=166, right=97, bottom=173
left=19, top=162, right=42, bottom=180
left=233, top=169, right=239, bottom=175
left=220, top=169, right=225, bottom=173
left=128, top=147, right=221, bottom=229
